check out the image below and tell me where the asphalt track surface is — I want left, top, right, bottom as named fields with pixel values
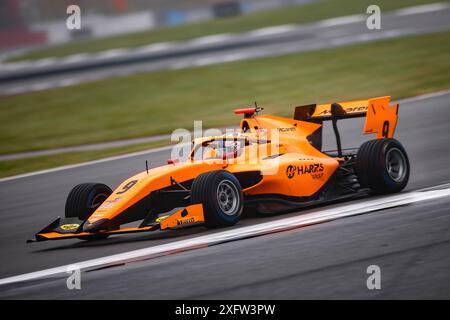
left=0, top=92, right=449, bottom=298
left=1, top=4, right=450, bottom=95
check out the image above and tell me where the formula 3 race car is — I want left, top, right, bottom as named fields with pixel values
left=28, top=96, right=409, bottom=242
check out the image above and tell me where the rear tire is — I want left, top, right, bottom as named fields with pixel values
left=191, top=170, right=244, bottom=228
left=355, top=138, right=410, bottom=194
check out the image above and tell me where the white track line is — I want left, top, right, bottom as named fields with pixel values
left=194, top=52, right=253, bottom=66
left=0, top=145, right=173, bottom=183
left=0, top=90, right=449, bottom=183
left=33, top=57, right=58, bottom=68
left=95, top=48, right=129, bottom=60
left=0, top=186, right=449, bottom=287
left=330, top=28, right=413, bottom=46
left=397, top=89, right=450, bottom=104
left=395, top=3, right=450, bottom=16
left=132, top=42, right=176, bottom=55
left=189, top=34, right=234, bottom=45
left=247, top=25, right=297, bottom=37
left=61, top=53, right=91, bottom=64
left=316, top=14, right=365, bottom=28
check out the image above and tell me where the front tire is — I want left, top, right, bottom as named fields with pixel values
left=191, top=170, right=244, bottom=228
left=355, top=138, right=410, bottom=194
left=65, top=183, right=112, bottom=220
left=65, top=183, right=112, bottom=241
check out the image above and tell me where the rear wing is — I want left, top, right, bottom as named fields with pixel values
left=294, top=96, right=399, bottom=139
left=294, top=96, right=399, bottom=156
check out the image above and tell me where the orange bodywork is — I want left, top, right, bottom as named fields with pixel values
left=159, top=204, right=204, bottom=229
left=30, top=96, right=399, bottom=242
left=86, top=96, right=399, bottom=223
left=84, top=116, right=337, bottom=227
left=364, top=96, right=399, bottom=138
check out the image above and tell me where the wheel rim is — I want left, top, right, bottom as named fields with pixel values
left=91, top=193, right=108, bottom=209
left=216, top=180, right=240, bottom=216
left=386, top=147, right=407, bottom=182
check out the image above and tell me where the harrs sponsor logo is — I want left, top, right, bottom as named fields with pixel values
left=286, top=163, right=324, bottom=179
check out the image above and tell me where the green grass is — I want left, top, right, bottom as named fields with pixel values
left=0, top=140, right=170, bottom=178
left=7, top=0, right=443, bottom=62
left=1, top=31, right=450, bottom=156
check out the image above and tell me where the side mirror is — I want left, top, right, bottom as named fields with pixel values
left=167, top=159, right=179, bottom=165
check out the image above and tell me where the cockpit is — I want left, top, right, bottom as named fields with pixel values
left=191, top=137, right=246, bottom=161
left=190, top=131, right=272, bottom=161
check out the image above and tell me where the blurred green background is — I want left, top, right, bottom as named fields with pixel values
left=0, top=0, right=449, bottom=177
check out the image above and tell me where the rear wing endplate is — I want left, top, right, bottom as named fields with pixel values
left=294, top=96, right=399, bottom=139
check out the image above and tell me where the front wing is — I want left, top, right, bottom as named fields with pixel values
left=27, top=204, right=204, bottom=242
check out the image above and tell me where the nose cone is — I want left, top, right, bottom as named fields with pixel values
left=83, top=219, right=117, bottom=232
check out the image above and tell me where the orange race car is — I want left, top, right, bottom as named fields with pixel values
left=28, top=96, right=409, bottom=242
